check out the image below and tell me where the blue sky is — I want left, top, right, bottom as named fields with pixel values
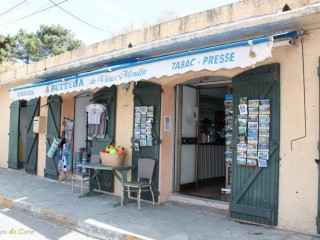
left=0, top=0, right=239, bottom=45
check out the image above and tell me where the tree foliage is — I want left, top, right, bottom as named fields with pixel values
left=0, top=24, right=84, bottom=66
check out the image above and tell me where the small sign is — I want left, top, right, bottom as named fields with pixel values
left=164, top=116, right=171, bottom=132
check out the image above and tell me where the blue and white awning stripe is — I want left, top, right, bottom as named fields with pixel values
left=9, top=32, right=295, bottom=100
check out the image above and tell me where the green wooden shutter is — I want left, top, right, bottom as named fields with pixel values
left=24, top=98, right=40, bottom=174
left=230, top=64, right=280, bottom=226
left=8, top=101, right=21, bottom=170
left=44, top=95, right=62, bottom=180
left=91, top=86, right=117, bottom=192
left=132, top=82, right=161, bottom=202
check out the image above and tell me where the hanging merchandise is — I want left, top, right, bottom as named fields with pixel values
left=58, top=118, right=74, bottom=172
left=86, top=103, right=108, bottom=138
left=236, top=97, right=270, bottom=167
left=224, top=95, right=233, bottom=167
left=134, top=106, right=154, bottom=147
left=47, top=137, right=62, bottom=158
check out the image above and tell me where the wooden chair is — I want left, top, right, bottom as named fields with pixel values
left=72, top=154, right=101, bottom=194
left=121, top=158, right=156, bottom=210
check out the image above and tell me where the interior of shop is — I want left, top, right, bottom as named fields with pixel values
left=176, top=78, right=232, bottom=202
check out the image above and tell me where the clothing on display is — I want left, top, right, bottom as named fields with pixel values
left=58, top=118, right=73, bottom=172
left=86, top=103, right=108, bottom=138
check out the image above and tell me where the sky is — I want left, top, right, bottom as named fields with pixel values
left=0, top=0, right=240, bottom=45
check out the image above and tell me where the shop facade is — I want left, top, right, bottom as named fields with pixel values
left=1, top=0, right=320, bottom=235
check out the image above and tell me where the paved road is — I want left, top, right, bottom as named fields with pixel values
left=0, top=206, right=99, bottom=240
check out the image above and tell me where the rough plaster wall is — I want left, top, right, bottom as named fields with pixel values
left=277, top=29, right=319, bottom=235
left=113, top=83, right=134, bottom=195
left=37, top=97, right=47, bottom=177
left=0, top=88, right=11, bottom=168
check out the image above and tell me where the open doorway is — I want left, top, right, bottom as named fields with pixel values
left=174, top=77, right=232, bottom=201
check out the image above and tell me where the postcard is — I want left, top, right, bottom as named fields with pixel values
left=225, top=150, right=233, bottom=159
left=248, top=137, right=258, bottom=144
left=248, top=122, right=258, bottom=130
left=146, top=134, right=153, bottom=140
left=147, top=106, right=154, bottom=112
left=247, top=159, right=257, bottom=167
left=226, top=140, right=232, bottom=149
left=147, top=112, right=154, bottom=117
left=247, top=151, right=258, bottom=159
left=259, top=129, right=269, bottom=137
left=258, top=144, right=269, bottom=152
left=238, top=117, right=247, bottom=127
left=248, top=129, right=258, bottom=138
left=224, top=100, right=233, bottom=108
left=239, top=97, right=247, bottom=105
left=248, top=115, right=258, bottom=122
left=259, top=99, right=270, bottom=106
left=134, top=134, right=140, bottom=140
left=135, top=107, right=141, bottom=112
left=237, top=157, right=247, bottom=166
left=238, top=104, right=247, bottom=115
left=259, top=137, right=269, bottom=145
left=140, top=123, right=147, bottom=129
left=259, top=114, right=270, bottom=122
left=225, top=157, right=232, bottom=166
left=140, top=129, right=147, bottom=135
left=140, top=106, right=147, bottom=113
left=141, top=112, right=147, bottom=118
left=238, top=136, right=246, bottom=143
left=258, top=159, right=268, bottom=167
left=258, top=152, right=269, bottom=160
left=146, top=140, right=153, bottom=146
left=248, top=107, right=259, bottom=115
left=140, top=134, right=146, bottom=140
left=237, top=151, right=246, bottom=158
left=238, top=127, right=247, bottom=136
left=140, top=140, right=146, bottom=146
left=135, top=118, right=141, bottom=124
left=248, top=99, right=259, bottom=108
left=259, top=121, right=270, bottom=129
left=135, top=112, right=141, bottom=118
left=237, top=143, right=247, bottom=151
left=247, top=143, right=257, bottom=151
left=259, top=106, right=270, bottom=114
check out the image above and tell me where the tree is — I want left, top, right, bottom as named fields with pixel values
left=36, top=24, right=84, bottom=59
left=8, top=24, right=84, bottom=64
left=0, top=34, right=15, bottom=73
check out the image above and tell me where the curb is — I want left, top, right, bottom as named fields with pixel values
left=0, top=194, right=151, bottom=240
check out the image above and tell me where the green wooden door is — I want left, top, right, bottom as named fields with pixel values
left=8, top=101, right=21, bottom=170
left=44, top=95, right=62, bottom=180
left=230, top=63, right=280, bottom=226
left=91, top=86, right=117, bottom=192
left=24, top=98, right=40, bottom=174
left=132, top=82, right=161, bottom=201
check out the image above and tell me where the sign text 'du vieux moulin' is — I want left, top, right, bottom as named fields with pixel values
left=11, top=41, right=272, bottom=100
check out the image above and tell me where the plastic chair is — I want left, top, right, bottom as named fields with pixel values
left=72, top=154, right=101, bottom=194
left=121, top=158, right=156, bottom=210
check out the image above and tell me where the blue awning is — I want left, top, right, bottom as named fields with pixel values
left=9, top=31, right=298, bottom=100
